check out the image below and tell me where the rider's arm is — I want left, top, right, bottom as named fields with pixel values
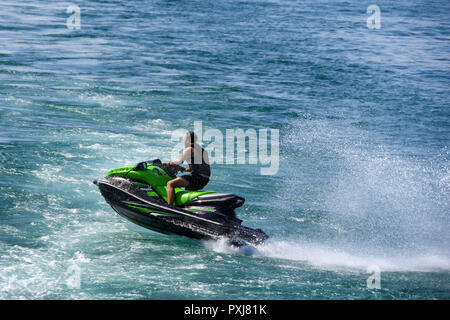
left=167, top=147, right=191, bottom=165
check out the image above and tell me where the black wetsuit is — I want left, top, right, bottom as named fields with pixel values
left=182, top=146, right=210, bottom=190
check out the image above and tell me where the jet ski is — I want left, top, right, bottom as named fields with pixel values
left=93, top=159, right=268, bottom=247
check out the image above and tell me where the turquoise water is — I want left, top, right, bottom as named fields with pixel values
left=0, top=0, right=449, bottom=299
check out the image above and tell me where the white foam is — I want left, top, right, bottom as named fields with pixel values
left=261, top=240, right=450, bottom=272
left=276, top=119, right=450, bottom=272
left=203, top=238, right=450, bottom=272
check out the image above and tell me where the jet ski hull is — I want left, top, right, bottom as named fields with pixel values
left=95, top=177, right=268, bottom=247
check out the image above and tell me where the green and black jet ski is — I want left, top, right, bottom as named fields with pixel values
left=93, top=159, right=268, bottom=247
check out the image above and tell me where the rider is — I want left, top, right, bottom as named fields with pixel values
left=164, top=131, right=210, bottom=206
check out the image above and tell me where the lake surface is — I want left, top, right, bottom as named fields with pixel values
left=0, top=0, right=449, bottom=299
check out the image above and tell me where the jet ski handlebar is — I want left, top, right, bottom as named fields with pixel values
left=133, top=159, right=186, bottom=178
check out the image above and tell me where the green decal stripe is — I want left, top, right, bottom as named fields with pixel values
left=127, top=205, right=180, bottom=216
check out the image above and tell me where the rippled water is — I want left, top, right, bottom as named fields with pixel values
left=0, top=0, right=449, bottom=299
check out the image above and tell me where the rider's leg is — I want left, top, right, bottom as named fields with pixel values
left=166, top=177, right=189, bottom=206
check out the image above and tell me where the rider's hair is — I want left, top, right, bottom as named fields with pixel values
left=185, top=131, right=197, bottom=146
